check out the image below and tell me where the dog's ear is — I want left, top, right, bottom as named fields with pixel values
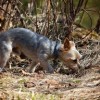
left=63, top=38, right=70, bottom=50
left=59, top=38, right=71, bottom=51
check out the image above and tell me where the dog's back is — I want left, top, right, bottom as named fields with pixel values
left=7, top=28, right=56, bottom=59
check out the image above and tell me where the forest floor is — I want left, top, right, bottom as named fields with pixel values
left=0, top=38, right=100, bottom=100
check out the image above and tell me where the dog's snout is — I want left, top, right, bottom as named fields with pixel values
left=76, top=53, right=82, bottom=60
left=79, top=54, right=82, bottom=59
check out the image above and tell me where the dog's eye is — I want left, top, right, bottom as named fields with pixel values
left=73, top=59, right=77, bottom=63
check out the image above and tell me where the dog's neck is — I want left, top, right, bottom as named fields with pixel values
left=51, top=40, right=61, bottom=59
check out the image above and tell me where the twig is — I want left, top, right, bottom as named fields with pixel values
left=81, top=8, right=92, bottom=28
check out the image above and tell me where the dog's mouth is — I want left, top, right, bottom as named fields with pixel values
left=63, top=59, right=80, bottom=71
left=66, top=63, right=78, bottom=70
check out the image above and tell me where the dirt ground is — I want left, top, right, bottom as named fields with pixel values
left=0, top=66, right=100, bottom=100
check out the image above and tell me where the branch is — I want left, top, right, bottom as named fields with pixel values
left=69, top=0, right=75, bottom=20
left=75, top=0, right=84, bottom=16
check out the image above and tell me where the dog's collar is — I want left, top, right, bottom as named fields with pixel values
left=53, top=41, right=60, bottom=59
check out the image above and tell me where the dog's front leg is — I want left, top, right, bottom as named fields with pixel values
left=28, top=61, right=40, bottom=73
left=38, top=53, right=54, bottom=73
left=40, top=61, right=54, bottom=73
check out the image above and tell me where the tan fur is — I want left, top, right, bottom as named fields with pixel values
left=58, top=38, right=82, bottom=70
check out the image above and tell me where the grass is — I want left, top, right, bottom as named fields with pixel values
left=0, top=91, right=61, bottom=100
left=0, top=73, right=61, bottom=100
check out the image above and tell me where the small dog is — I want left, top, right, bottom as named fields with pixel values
left=0, top=28, right=82, bottom=73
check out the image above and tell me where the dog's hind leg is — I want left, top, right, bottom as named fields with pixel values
left=0, top=41, right=12, bottom=72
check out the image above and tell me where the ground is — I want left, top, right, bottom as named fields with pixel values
left=0, top=66, right=100, bottom=100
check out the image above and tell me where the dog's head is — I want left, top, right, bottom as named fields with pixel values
left=58, top=38, right=82, bottom=71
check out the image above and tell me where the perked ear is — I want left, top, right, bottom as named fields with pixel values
left=63, top=38, right=71, bottom=50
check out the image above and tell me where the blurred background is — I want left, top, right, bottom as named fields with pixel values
left=0, top=0, right=100, bottom=39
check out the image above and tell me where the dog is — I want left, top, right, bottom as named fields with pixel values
left=0, top=28, right=82, bottom=73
